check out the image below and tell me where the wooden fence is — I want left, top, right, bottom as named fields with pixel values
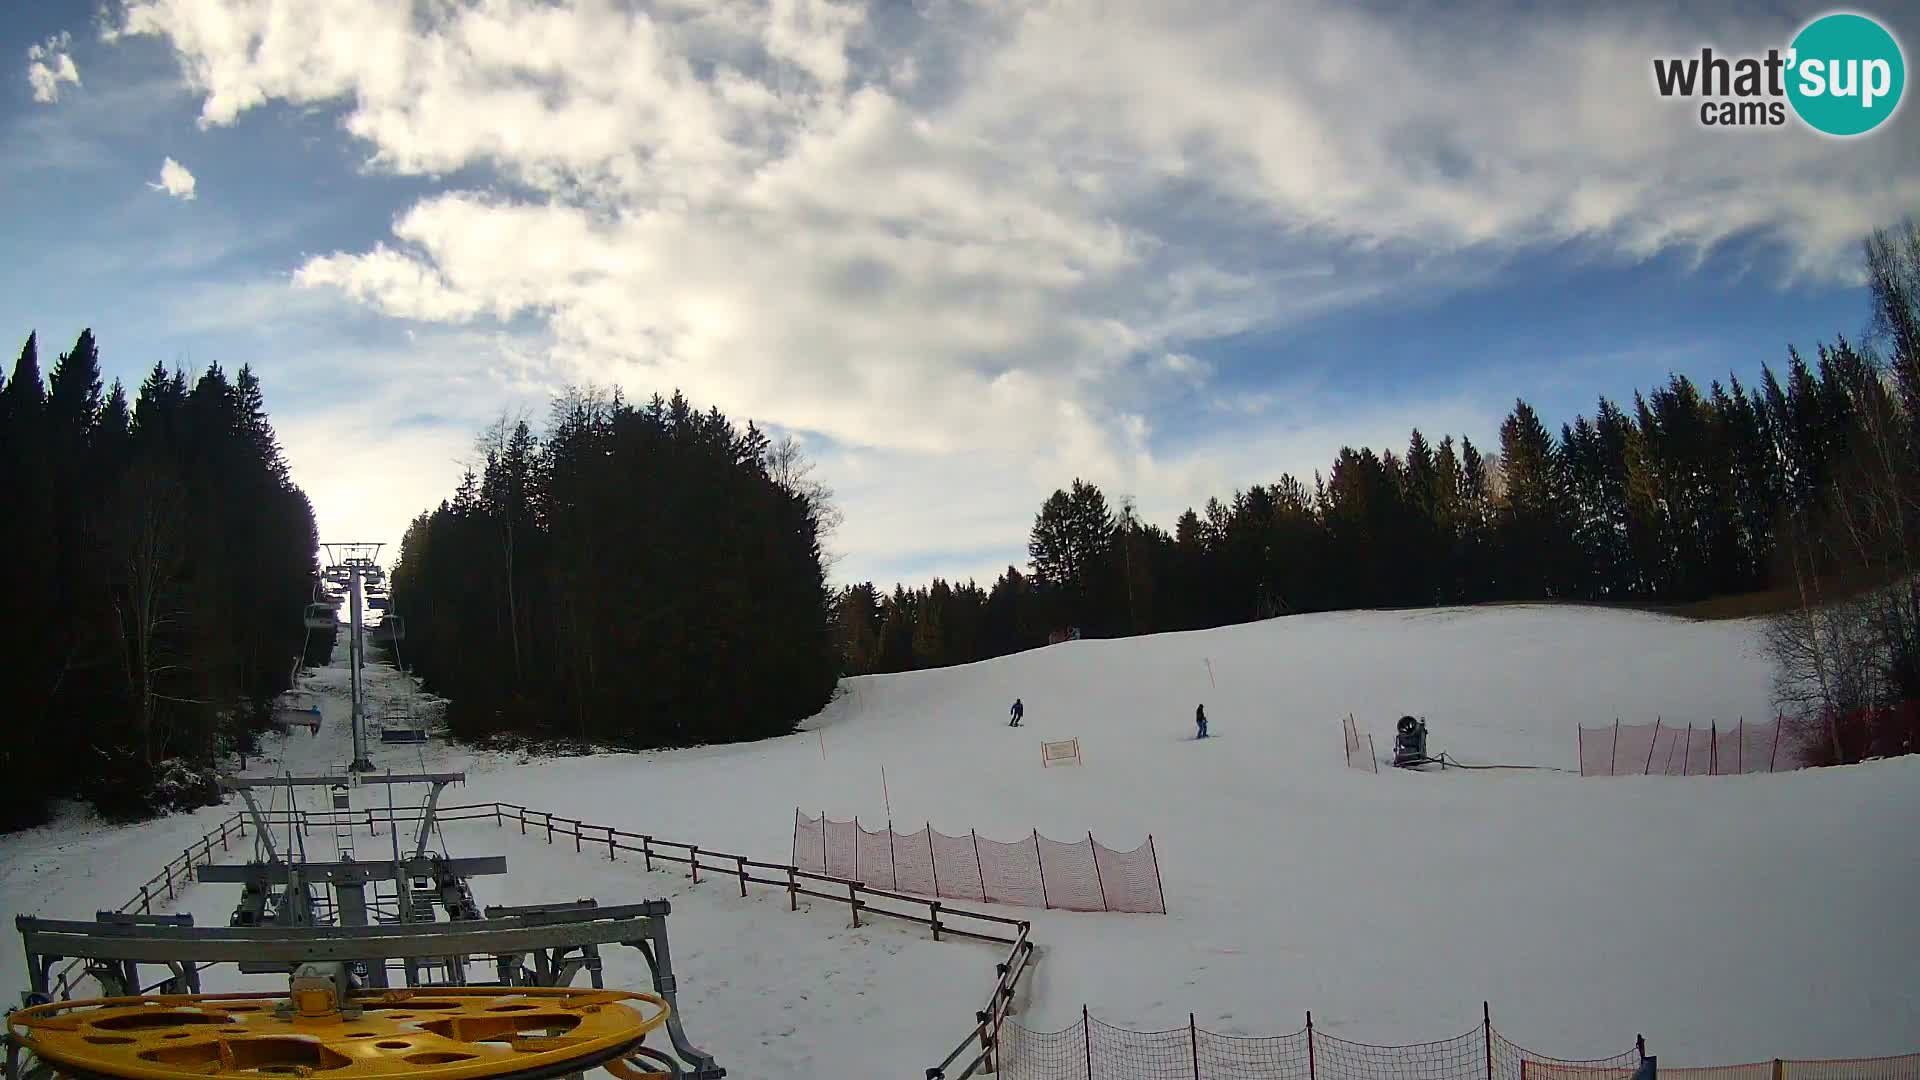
left=39, top=800, right=1041, bottom=1078
left=40, top=812, right=253, bottom=1000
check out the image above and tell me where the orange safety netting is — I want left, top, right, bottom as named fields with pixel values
left=793, top=811, right=1166, bottom=914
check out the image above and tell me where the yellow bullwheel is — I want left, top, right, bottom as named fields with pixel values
left=6, top=986, right=678, bottom=1080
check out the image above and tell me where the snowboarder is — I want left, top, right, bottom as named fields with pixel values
left=1009, top=698, right=1024, bottom=727
left=1195, top=703, right=1208, bottom=739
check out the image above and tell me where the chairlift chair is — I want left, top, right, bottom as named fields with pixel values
left=302, top=603, right=338, bottom=630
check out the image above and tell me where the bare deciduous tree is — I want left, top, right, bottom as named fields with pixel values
left=109, top=458, right=189, bottom=769
left=1766, top=226, right=1920, bottom=764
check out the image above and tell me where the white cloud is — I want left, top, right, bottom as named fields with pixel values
left=100, top=0, right=1920, bottom=583
left=148, top=156, right=197, bottom=199
left=26, top=32, right=80, bottom=103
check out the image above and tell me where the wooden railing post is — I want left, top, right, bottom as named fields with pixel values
left=930, top=901, right=942, bottom=942
left=642, top=836, right=653, bottom=872
left=607, top=827, right=617, bottom=861
left=573, top=820, right=582, bottom=853
left=847, top=882, right=860, bottom=927
left=689, top=846, right=701, bottom=883
left=544, top=813, right=553, bottom=844
left=788, top=867, right=798, bottom=911
left=736, top=856, right=748, bottom=897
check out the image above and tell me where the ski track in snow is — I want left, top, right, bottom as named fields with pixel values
left=3, top=604, right=1917, bottom=1075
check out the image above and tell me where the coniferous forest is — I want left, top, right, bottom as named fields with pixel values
left=0, top=330, right=327, bottom=831
left=834, top=226, right=1920, bottom=763
left=3, top=227, right=1913, bottom=832
left=386, top=388, right=841, bottom=749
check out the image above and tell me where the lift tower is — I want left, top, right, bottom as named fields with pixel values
left=322, top=542, right=384, bottom=772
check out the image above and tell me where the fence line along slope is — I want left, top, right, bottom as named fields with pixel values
left=6, top=604, right=1918, bottom=1075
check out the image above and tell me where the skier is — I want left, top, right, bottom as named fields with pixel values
left=1195, top=703, right=1208, bottom=739
left=1009, top=698, right=1024, bottom=727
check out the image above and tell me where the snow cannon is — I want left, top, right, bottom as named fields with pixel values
left=1392, top=715, right=1431, bottom=768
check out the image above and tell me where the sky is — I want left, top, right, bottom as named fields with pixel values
left=3, top=2, right=1917, bottom=590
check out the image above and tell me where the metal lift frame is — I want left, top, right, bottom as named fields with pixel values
left=11, top=903, right=722, bottom=1079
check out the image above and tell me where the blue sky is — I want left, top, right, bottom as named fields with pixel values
left=4, top=2, right=1916, bottom=589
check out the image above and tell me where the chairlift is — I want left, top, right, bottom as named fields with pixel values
left=303, top=603, right=338, bottom=630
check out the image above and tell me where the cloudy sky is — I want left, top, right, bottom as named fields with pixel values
left=5, top=2, right=1916, bottom=588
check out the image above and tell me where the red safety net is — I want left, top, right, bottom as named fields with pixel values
left=1578, top=718, right=1789, bottom=776
left=930, top=826, right=987, bottom=902
left=791, top=811, right=1165, bottom=913
left=891, top=825, right=937, bottom=895
left=1780, top=1055, right=1920, bottom=1080
left=1094, top=837, right=1169, bottom=915
left=855, top=820, right=893, bottom=889
left=992, top=1013, right=1645, bottom=1080
left=976, top=831, right=1047, bottom=908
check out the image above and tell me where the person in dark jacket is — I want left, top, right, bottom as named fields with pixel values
left=1009, top=698, right=1024, bottom=727
left=1195, top=703, right=1208, bottom=739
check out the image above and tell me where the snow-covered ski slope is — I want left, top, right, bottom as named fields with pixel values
left=3, top=604, right=1916, bottom=1077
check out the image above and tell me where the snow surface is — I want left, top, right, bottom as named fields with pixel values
left=3, top=604, right=1917, bottom=1077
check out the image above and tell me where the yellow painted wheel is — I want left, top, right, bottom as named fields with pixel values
left=7, top=988, right=669, bottom=1080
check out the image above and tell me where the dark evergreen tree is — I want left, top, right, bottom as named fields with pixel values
left=0, top=332, right=317, bottom=830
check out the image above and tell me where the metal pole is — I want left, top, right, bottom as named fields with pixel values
left=1089, top=832, right=1108, bottom=911
left=1483, top=1002, right=1494, bottom=1080
left=1148, top=834, right=1166, bottom=914
left=1610, top=719, right=1620, bottom=776
left=1307, top=1011, right=1317, bottom=1080
left=973, top=830, right=987, bottom=901
left=1083, top=1005, right=1093, bottom=1078
left=1034, top=829, right=1049, bottom=910
left=1645, top=718, right=1661, bottom=775
left=1192, top=1013, right=1202, bottom=1080
left=927, top=822, right=940, bottom=898
left=349, top=562, right=373, bottom=772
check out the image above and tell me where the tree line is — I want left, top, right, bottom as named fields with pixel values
left=835, top=225, right=1920, bottom=763
left=0, top=330, right=325, bottom=831
left=387, top=387, right=839, bottom=748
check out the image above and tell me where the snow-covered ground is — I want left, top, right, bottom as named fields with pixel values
left=4, top=604, right=1916, bottom=1077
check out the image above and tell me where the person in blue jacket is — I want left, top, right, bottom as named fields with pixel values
left=1195, top=703, right=1208, bottom=739
left=1009, top=698, right=1024, bottom=727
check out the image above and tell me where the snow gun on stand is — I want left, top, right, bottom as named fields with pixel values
left=1392, top=715, right=1436, bottom=768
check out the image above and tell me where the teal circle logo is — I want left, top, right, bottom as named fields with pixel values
left=1786, top=12, right=1905, bottom=136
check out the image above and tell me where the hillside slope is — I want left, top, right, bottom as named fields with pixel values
left=4, top=604, right=1914, bottom=1074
